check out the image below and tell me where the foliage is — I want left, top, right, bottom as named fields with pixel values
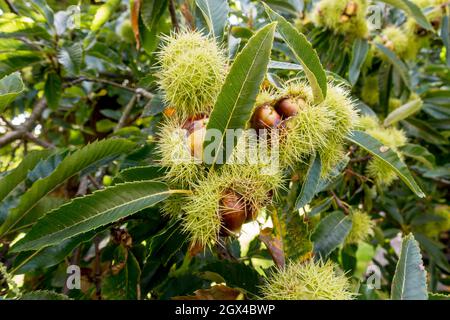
left=0, top=0, right=449, bottom=301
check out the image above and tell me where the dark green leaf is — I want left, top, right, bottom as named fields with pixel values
left=345, top=131, right=425, bottom=198
left=391, top=233, right=428, bottom=300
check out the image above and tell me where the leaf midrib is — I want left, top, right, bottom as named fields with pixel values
left=209, top=27, right=273, bottom=167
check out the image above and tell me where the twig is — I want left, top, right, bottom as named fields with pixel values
left=350, top=155, right=372, bottom=163
left=24, top=132, right=55, bottom=149
left=330, top=190, right=350, bottom=215
left=114, top=94, right=137, bottom=132
left=0, top=99, right=47, bottom=148
left=168, top=0, right=180, bottom=32
left=87, top=175, right=102, bottom=190
left=4, top=0, right=19, bottom=14
left=64, top=77, right=153, bottom=99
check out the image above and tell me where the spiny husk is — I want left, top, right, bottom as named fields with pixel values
left=318, top=83, right=359, bottom=177
left=345, top=209, right=375, bottom=244
left=182, top=163, right=284, bottom=247
left=278, top=81, right=334, bottom=168
left=261, top=260, right=355, bottom=300
left=311, top=0, right=369, bottom=38
left=156, top=116, right=205, bottom=187
left=365, top=126, right=407, bottom=186
left=157, top=29, right=227, bottom=117
left=375, top=26, right=410, bottom=59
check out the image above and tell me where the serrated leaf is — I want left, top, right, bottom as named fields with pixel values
left=349, top=38, right=369, bottom=86
left=345, top=131, right=425, bottom=198
left=21, top=290, right=70, bottom=300
left=379, top=0, right=433, bottom=31
left=311, top=211, right=352, bottom=259
left=264, top=4, right=327, bottom=103
left=391, top=233, right=428, bottom=300
left=0, top=138, right=136, bottom=236
left=376, top=43, right=411, bottom=89
left=204, top=23, right=276, bottom=166
left=0, top=72, right=25, bottom=112
left=11, top=181, right=177, bottom=252
left=44, top=72, right=62, bottom=110
left=195, top=0, right=229, bottom=40
left=58, top=43, right=82, bottom=75
left=384, top=99, right=422, bottom=126
left=13, top=230, right=97, bottom=274
left=295, top=153, right=321, bottom=210
left=0, top=150, right=52, bottom=204
left=113, top=165, right=166, bottom=184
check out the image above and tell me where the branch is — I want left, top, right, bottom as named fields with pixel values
left=0, top=99, right=49, bottom=148
left=168, top=0, right=180, bottom=32
left=65, top=77, right=153, bottom=99
left=115, top=94, right=137, bottom=132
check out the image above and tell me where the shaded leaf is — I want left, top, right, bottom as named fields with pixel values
left=295, top=153, right=321, bottom=210
left=349, top=39, right=369, bottom=86
left=311, top=211, right=352, bottom=259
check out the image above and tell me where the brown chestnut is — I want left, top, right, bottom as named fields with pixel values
left=219, top=191, right=246, bottom=236
left=275, top=98, right=302, bottom=119
left=251, top=105, right=282, bottom=130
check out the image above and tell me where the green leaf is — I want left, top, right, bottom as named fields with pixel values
left=11, top=181, right=177, bottom=252
left=0, top=150, right=53, bottom=204
left=13, top=230, right=96, bottom=274
left=295, top=154, right=321, bottom=210
left=0, top=138, right=135, bottom=236
left=21, top=290, right=70, bottom=300
left=91, top=0, right=121, bottom=31
left=195, top=0, right=229, bottom=40
left=311, top=211, right=352, bottom=258
left=391, top=233, right=428, bottom=300
left=379, top=0, right=433, bottom=31
left=376, top=43, right=411, bottom=89
left=349, top=38, right=369, bottom=86
left=44, top=72, right=62, bottom=110
left=141, top=0, right=168, bottom=31
left=102, top=246, right=141, bottom=300
left=204, top=23, right=276, bottom=166
left=263, top=3, right=327, bottom=103
left=384, top=99, right=422, bottom=126
left=345, top=131, right=425, bottom=198
left=0, top=72, right=25, bottom=112
left=30, top=0, right=55, bottom=27
left=0, top=51, right=43, bottom=78
left=113, top=165, right=166, bottom=184
left=401, top=143, right=435, bottom=169
left=58, top=43, right=83, bottom=75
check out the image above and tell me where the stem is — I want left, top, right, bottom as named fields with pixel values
left=114, top=94, right=137, bottom=132
left=168, top=0, right=180, bottom=32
